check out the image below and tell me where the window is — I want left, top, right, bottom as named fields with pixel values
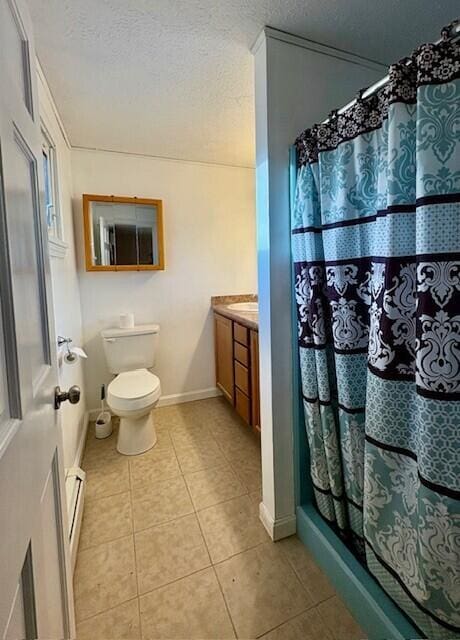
left=41, top=126, right=59, bottom=236
left=41, top=124, right=67, bottom=257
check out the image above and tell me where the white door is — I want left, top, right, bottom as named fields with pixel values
left=0, top=0, right=76, bottom=638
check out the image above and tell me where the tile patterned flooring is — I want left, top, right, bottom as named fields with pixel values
left=75, top=397, right=365, bottom=639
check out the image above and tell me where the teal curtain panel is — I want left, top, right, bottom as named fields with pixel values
left=291, top=35, right=459, bottom=639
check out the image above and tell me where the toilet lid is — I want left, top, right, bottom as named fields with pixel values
left=108, top=369, right=160, bottom=400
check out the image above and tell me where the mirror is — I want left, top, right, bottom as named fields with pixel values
left=83, top=194, right=164, bottom=271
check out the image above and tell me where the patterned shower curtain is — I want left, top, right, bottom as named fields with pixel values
left=291, top=36, right=459, bottom=639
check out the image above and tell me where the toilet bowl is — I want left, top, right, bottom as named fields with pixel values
left=101, top=322, right=161, bottom=456
left=107, top=368, right=161, bottom=455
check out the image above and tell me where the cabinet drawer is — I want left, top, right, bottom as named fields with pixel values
left=234, top=360, right=249, bottom=395
left=235, top=388, right=251, bottom=424
left=234, top=342, right=249, bottom=367
left=234, top=322, right=249, bottom=346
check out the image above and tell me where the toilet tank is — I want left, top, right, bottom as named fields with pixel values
left=101, top=324, right=160, bottom=373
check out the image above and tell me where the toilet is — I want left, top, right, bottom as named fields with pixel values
left=101, top=323, right=161, bottom=455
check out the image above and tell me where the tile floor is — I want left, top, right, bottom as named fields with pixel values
left=74, top=397, right=365, bottom=639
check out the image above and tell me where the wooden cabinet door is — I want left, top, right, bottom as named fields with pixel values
left=250, top=330, right=260, bottom=431
left=214, top=314, right=234, bottom=404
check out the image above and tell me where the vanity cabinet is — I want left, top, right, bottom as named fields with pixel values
left=214, top=312, right=260, bottom=432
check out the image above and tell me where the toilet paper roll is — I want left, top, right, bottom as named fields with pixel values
left=119, top=313, right=135, bottom=329
left=63, top=347, right=88, bottom=365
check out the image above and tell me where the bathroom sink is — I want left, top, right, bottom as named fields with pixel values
left=227, top=302, right=258, bottom=312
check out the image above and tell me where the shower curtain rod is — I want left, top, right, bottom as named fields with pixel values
left=321, top=19, right=459, bottom=124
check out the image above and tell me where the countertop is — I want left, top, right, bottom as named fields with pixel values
left=211, top=294, right=258, bottom=331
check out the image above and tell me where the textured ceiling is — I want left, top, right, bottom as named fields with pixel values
left=28, top=0, right=458, bottom=167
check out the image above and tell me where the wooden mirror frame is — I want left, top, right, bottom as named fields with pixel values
left=83, top=194, right=165, bottom=272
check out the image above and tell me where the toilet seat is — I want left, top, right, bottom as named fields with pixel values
left=107, top=369, right=161, bottom=412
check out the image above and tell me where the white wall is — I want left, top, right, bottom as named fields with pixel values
left=253, top=28, right=385, bottom=539
left=37, top=63, right=87, bottom=470
left=71, top=148, right=256, bottom=410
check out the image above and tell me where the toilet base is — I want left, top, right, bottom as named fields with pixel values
left=117, top=411, right=157, bottom=456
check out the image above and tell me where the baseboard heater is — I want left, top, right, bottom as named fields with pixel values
left=65, top=467, right=86, bottom=572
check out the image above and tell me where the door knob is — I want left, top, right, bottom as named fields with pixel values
left=54, top=385, right=81, bottom=410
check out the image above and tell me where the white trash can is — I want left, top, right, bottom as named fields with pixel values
left=95, top=411, right=112, bottom=439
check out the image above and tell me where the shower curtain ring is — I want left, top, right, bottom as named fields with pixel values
left=441, top=20, right=458, bottom=41
left=441, top=27, right=449, bottom=41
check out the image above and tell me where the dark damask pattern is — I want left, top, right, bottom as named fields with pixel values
left=296, top=39, right=459, bottom=166
left=293, top=30, right=459, bottom=637
left=294, top=263, right=329, bottom=347
left=416, top=40, right=460, bottom=85
left=294, top=255, right=460, bottom=399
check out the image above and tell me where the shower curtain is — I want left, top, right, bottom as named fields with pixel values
left=292, top=36, right=459, bottom=639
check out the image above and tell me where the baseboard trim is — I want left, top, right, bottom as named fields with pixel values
left=158, top=387, right=221, bottom=407
left=259, top=502, right=297, bottom=541
left=71, top=411, right=90, bottom=469
left=87, top=387, right=222, bottom=419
